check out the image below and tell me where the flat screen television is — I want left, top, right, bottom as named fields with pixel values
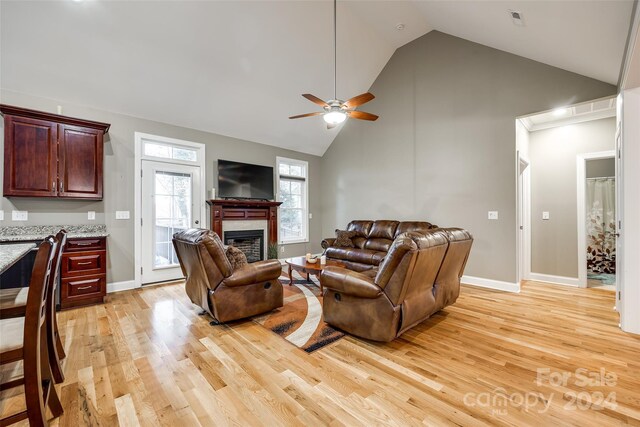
left=217, top=159, right=274, bottom=200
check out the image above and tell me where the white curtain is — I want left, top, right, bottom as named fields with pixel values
left=586, top=178, right=616, bottom=274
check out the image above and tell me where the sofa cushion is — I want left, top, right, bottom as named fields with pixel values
left=369, top=221, right=400, bottom=239
left=347, top=220, right=373, bottom=238
left=325, top=247, right=387, bottom=266
left=364, top=238, right=394, bottom=252
left=352, top=236, right=367, bottom=249
left=334, top=229, right=356, bottom=248
left=394, top=221, right=437, bottom=238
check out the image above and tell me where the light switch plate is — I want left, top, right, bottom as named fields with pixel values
left=0, top=211, right=4, bottom=221
left=12, top=210, right=28, bottom=221
left=542, top=211, right=550, bottom=220
left=88, top=211, right=96, bottom=220
left=309, top=213, right=313, bottom=219
left=488, top=211, right=499, bottom=220
left=115, top=211, right=130, bottom=220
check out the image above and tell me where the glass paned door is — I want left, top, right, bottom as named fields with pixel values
left=141, top=160, right=201, bottom=284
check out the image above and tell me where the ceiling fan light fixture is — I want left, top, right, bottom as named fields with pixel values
left=323, top=110, right=347, bottom=124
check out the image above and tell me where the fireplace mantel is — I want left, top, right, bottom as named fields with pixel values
left=206, top=199, right=283, bottom=246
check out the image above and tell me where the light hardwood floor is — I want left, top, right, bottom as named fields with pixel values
left=2, top=279, right=639, bottom=426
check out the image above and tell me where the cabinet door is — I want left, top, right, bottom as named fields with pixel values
left=2, top=115, right=58, bottom=197
left=58, top=124, right=103, bottom=199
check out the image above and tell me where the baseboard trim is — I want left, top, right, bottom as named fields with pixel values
left=528, top=273, right=580, bottom=287
left=107, top=280, right=137, bottom=293
left=461, top=275, right=520, bottom=293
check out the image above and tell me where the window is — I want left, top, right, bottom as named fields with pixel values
left=143, top=142, right=197, bottom=162
left=277, top=157, right=309, bottom=244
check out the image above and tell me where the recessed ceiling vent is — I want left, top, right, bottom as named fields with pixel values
left=509, top=10, right=525, bottom=26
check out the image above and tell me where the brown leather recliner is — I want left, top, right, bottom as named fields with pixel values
left=172, top=229, right=283, bottom=323
left=321, top=228, right=473, bottom=342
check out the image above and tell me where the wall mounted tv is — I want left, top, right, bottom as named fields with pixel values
left=217, top=159, right=274, bottom=200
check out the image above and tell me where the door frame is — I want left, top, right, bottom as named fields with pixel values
left=134, top=132, right=206, bottom=288
left=576, top=150, right=616, bottom=288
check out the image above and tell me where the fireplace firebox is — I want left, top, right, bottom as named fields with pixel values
left=224, top=230, right=264, bottom=263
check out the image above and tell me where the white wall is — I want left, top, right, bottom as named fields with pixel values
left=621, top=87, right=640, bottom=335
left=528, top=118, right=616, bottom=279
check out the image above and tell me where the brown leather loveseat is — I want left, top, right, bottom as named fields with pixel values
left=173, top=229, right=283, bottom=324
left=321, top=228, right=473, bottom=342
left=321, top=220, right=439, bottom=271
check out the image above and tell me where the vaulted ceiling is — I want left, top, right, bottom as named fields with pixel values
left=0, top=1, right=634, bottom=156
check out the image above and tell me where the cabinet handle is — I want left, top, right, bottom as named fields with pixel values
left=77, top=261, right=93, bottom=265
left=75, top=242, right=92, bottom=246
left=53, top=181, right=57, bottom=192
left=61, top=181, right=64, bottom=192
left=76, top=286, right=93, bottom=290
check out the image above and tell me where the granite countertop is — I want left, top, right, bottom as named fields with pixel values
left=0, top=243, right=36, bottom=274
left=0, top=225, right=109, bottom=243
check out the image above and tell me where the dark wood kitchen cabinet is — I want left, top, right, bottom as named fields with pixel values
left=60, top=236, right=107, bottom=309
left=1, top=104, right=110, bottom=200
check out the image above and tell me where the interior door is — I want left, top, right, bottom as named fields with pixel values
left=517, top=155, right=530, bottom=283
left=614, top=103, right=623, bottom=312
left=141, top=160, right=201, bottom=284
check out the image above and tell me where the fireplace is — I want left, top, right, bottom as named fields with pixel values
left=224, top=230, right=264, bottom=263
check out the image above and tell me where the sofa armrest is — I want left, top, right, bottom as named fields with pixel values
left=321, top=238, right=336, bottom=250
left=320, top=266, right=382, bottom=298
left=222, top=259, right=282, bottom=287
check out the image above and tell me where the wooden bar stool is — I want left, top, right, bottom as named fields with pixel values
left=0, top=230, right=67, bottom=383
left=0, top=236, right=63, bottom=426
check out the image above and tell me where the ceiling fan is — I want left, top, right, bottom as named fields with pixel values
left=289, top=0, right=379, bottom=129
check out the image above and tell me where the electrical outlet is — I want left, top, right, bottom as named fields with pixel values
left=488, top=211, right=499, bottom=220
left=0, top=210, right=4, bottom=221
left=281, top=246, right=285, bottom=253
left=88, top=211, right=96, bottom=220
left=115, top=211, right=130, bottom=220
left=542, top=211, right=550, bottom=220
left=12, top=210, right=28, bottom=221
left=309, top=213, right=313, bottom=219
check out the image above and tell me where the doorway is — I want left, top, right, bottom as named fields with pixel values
left=578, top=153, right=616, bottom=289
left=515, top=96, right=618, bottom=289
left=134, top=133, right=206, bottom=287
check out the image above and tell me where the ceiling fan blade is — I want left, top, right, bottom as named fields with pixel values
left=289, top=112, right=324, bottom=119
left=327, top=122, right=337, bottom=130
left=343, top=92, right=375, bottom=109
left=302, top=94, right=329, bottom=108
left=348, top=110, right=379, bottom=121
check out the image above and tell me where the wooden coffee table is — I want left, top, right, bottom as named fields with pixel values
left=285, top=256, right=345, bottom=293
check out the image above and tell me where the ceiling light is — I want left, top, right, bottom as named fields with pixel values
left=553, top=108, right=568, bottom=116
left=323, top=110, right=347, bottom=125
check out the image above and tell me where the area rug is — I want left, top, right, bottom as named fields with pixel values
left=253, top=272, right=345, bottom=353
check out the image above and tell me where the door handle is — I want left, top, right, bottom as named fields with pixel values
left=195, top=220, right=200, bottom=225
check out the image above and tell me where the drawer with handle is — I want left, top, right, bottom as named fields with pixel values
left=61, top=251, right=105, bottom=276
left=65, top=238, right=106, bottom=252
left=61, top=275, right=105, bottom=301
